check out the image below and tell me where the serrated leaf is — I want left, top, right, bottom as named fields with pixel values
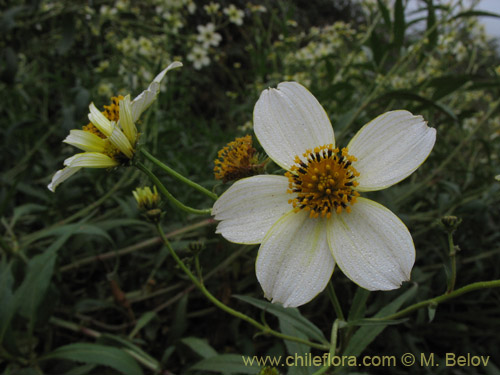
left=41, top=343, right=143, bottom=375
left=190, top=354, right=259, bottom=374
left=234, top=295, right=327, bottom=345
left=181, top=337, right=218, bottom=359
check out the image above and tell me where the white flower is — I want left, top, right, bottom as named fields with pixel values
left=224, top=4, right=244, bottom=25
left=212, top=82, right=436, bottom=307
left=187, top=45, right=210, bottom=70
left=204, top=2, right=220, bottom=15
left=186, top=0, right=196, bottom=14
left=48, top=62, right=182, bottom=192
left=196, top=23, right=222, bottom=48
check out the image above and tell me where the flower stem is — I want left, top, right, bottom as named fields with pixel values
left=141, top=148, right=218, bottom=201
left=155, top=223, right=328, bottom=351
left=368, top=279, right=500, bottom=322
left=312, top=319, right=340, bottom=375
left=326, top=281, right=345, bottom=321
left=135, top=161, right=211, bottom=216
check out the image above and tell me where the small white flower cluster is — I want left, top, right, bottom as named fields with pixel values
left=186, top=3, right=246, bottom=70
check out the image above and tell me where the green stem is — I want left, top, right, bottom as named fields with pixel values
left=135, top=161, right=211, bottom=216
left=446, top=232, right=457, bottom=293
left=326, top=281, right=345, bottom=321
left=369, top=280, right=500, bottom=322
left=156, top=223, right=328, bottom=351
left=312, top=319, right=340, bottom=375
left=141, top=148, right=218, bottom=201
left=59, top=219, right=214, bottom=272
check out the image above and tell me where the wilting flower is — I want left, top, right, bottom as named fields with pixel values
left=214, top=135, right=262, bottom=183
left=48, top=62, right=182, bottom=192
left=212, top=82, right=436, bottom=307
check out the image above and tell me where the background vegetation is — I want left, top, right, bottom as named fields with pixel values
left=1, top=0, right=500, bottom=374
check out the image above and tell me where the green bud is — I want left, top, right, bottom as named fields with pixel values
left=440, top=215, right=462, bottom=234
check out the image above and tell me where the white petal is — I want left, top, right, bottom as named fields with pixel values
left=47, top=167, right=82, bottom=192
left=348, top=110, right=436, bottom=191
left=119, top=95, right=137, bottom=143
left=256, top=210, right=335, bottom=307
left=88, top=103, right=113, bottom=137
left=212, top=175, right=292, bottom=244
left=63, top=130, right=106, bottom=152
left=253, top=82, right=334, bottom=171
left=131, top=62, right=182, bottom=122
left=327, top=197, right=415, bottom=291
left=108, top=125, right=134, bottom=159
left=64, top=152, right=119, bottom=168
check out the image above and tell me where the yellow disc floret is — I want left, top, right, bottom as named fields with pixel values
left=82, top=95, right=125, bottom=160
left=285, top=145, right=360, bottom=218
left=214, top=135, right=260, bottom=183
left=82, top=95, right=124, bottom=138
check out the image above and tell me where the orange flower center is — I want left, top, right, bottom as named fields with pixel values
left=286, top=145, right=361, bottom=218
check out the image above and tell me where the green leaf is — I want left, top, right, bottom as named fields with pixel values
left=375, top=90, right=458, bottom=121
left=181, top=337, right=218, bottom=359
left=393, top=0, right=406, bottom=49
left=168, top=294, right=188, bottom=344
left=234, top=295, right=327, bottom=344
left=348, top=288, right=370, bottom=322
left=279, top=317, right=315, bottom=375
left=11, top=203, right=47, bottom=227
left=98, top=333, right=160, bottom=369
left=190, top=354, right=259, bottom=374
left=23, top=222, right=113, bottom=248
left=65, top=364, right=97, bottom=375
left=427, top=303, right=437, bottom=322
left=452, top=10, right=500, bottom=20
left=377, top=0, right=392, bottom=30
left=41, top=343, right=143, bottom=375
left=0, top=233, right=72, bottom=342
left=17, top=251, right=56, bottom=328
left=346, top=318, right=408, bottom=327
left=426, top=0, right=438, bottom=49
left=0, top=259, right=15, bottom=347
left=343, top=285, right=417, bottom=357
left=128, top=311, right=157, bottom=339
